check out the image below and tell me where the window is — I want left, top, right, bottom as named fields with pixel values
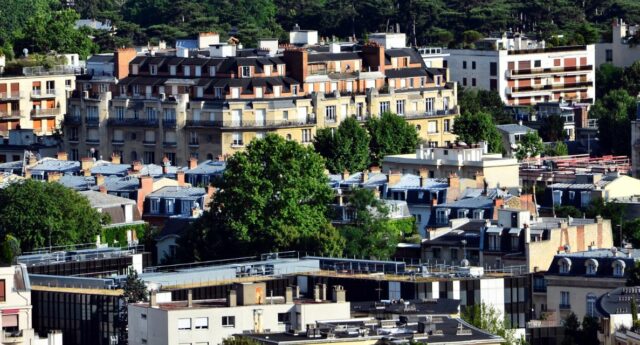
left=443, top=97, right=449, bottom=110
left=534, top=60, right=541, bottom=68
left=586, top=259, right=598, bottom=275
left=292, top=85, right=298, bottom=95
left=222, top=316, right=235, bottom=327
left=580, top=191, right=591, bottom=208
left=450, top=248, right=459, bottom=260
left=166, top=199, right=175, bottom=214
left=568, top=191, right=575, bottom=200
left=432, top=247, right=441, bottom=259
left=552, top=190, right=563, bottom=206
left=511, top=236, right=519, bottom=251
left=242, top=66, right=251, bottom=77
left=182, top=200, right=192, bottom=215
left=463, top=61, right=467, bottom=69
left=325, top=106, right=336, bottom=122
left=146, top=108, right=157, bottom=121
left=427, top=121, right=437, bottom=133
left=115, top=107, right=125, bottom=120
left=561, top=291, right=570, bottom=308
left=183, top=66, right=190, bottom=76
left=0, top=280, right=5, bottom=302
left=473, top=209, right=484, bottom=219
left=488, top=234, right=500, bottom=251
left=194, top=317, right=209, bottom=329
left=302, top=129, right=312, bottom=143
left=232, top=132, right=243, bottom=146
left=425, top=98, right=434, bottom=114
left=379, top=101, right=390, bottom=114
left=559, top=258, right=571, bottom=274
left=457, top=209, right=468, bottom=218
left=472, top=61, right=476, bottom=69
left=149, top=200, right=160, bottom=214
left=586, top=294, right=596, bottom=317
left=614, top=260, right=625, bottom=277
left=178, top=318, right=191, bottom=330
left=150, top=65, right=157, bottom=75
left=444, top=119, right=451, bottom=132
left=463, top=78, right=467, bottom=86
left=396, top=100, right=405, bottom=115
left=144, top=151, right=155, bottom=164
left=436, top=209, right=449, bottom=224
left=471, top=78, right=476, bottom=87
left=164, top=108, right=176, bottom=122
left=606, top=49, right=613, bottom=62
left=490, top=62, right=497, bottom=76
left=278, top=313, right=290, bottom=324
left=87, top=106, right=99, bottom=121
left=283, top=110, right=289, bottom=120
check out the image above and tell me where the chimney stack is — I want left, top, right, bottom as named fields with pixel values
left=149, top=290, right=157, bottom=308
left=111, top=153, right=121, bottom=164
left=99, top=185, right=107, bottom=194
left=176, top=170, right=185, bottom=186
left=189, top=157, right=198, bottom=170
left=81, top=157, right=94, bottom=176
left=24, top=169, right=32, bottom=179
left=369, top=165, right=381, bottom=174
left=131, top=161, right=143, bottom=172
left=114, top=47, right=137, bottom=80
left=46, top=172, right=61, bottom=183
left=313, top=285, right=321, bottom=302
left=27, top=154, right=38, bottom=167
left=285, top=286, right=294, bottom=303
left=341, top=170, right=350, bottom=181
left=136, top=175, right=154, bottom=215
left=56, top=152, right=68, bottom=161
left=227, top=289, right=237, bottom=307
left=187, top=289, right=193, bottom=307
left=387, top=170, right=402, bottom=186
left=95, top=174, right=105, bottom=186
left=332, top=285, right=346, bottom=303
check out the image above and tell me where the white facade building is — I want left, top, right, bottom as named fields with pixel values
left=445, top=39, right=595, bottom=106
left=128, top=282, right=350, bottom=345
left=596, top=19, right=640, bottom=68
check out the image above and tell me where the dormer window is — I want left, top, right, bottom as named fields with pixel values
left=150, top=65, right=157, bottom=75
left=585, top=259, right=598, bottom=275
left=119, top=85, right=127, bottom=95
left=473, top=209, right=484, bottom=219
left=559, top=257, right=572, bottom=274
left=436, top=208, right=450, bottom=225
left=568, top=191, right=575, bottom=200
left=457, top=209, right=468, bottom=218
left=183, top=66, right=190, bottom=76
left=292, top=85, right=298, bottom=96
left=255, top=87, right=263, bottom=98
left=613, top=260, right=626, bottom=277
left=195, top=66, right=202, bottom=77
left=170, top=65, right=177, bottom=75
left=242, top=66, right=251, bottom=78
left=131, top=64, right=139, bottom=74
left=214, top=87, right=223, bottom=99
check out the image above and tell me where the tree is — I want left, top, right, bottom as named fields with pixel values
left=515, top=131, right=544, bottom=160
left=562, top=312, right=580, bottom=345
left=365, top=112, right=419, bottom=165
left=452, top=111, right=503, bottom=153
left=585, top=198, right=626, bottom=244
left=631, top=298, right=640, bottom=331
left=222, top=337, right=262, bottom=345
left=458, top=88, right=512, bottom=124
left=596, top=64, right=624, bottom=98
left=554, top=205, right=583, bottom=218
left=177, top=134, right=344, bottom=261
left=545, top=141, right=568, bottom=157
left=462, top=30, right=483, bottom=47
left=462, top=303, right=522, bottom=345
left=627, top=261, right=640, bottom=287
left=623, top=60, right=640, bottom=98
left=117, top=269, right=148, bottom=345
left=340, top=188, right=415, bottom=259
left=581, top=316, right=600, bottom=345
left=538, top=114, right=566, bottom=142
left=314, top=117, right=370, bottom=174
left=0, top=235, right=21, bottom=266
left=592, top=89, right=636, bottom=156
left=0, top=180, right=104, bottom=252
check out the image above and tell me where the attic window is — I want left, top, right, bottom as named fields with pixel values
left=150, top=65, right=157, bottom=75
left=585, top=259, right=598, bottom=275
left=613, top=260, right=626, bottom=277
left=242, top=66, right=251, bottom=78
left=559, top=258, right=571, bottom=274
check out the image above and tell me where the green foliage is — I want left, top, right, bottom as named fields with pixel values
left=365, top=112, right=419, bottom=166
left=177, top=134, right=343, bottom=261
left=340, top=188, right=415, bottom=260
left=314, top=117, right=371, bottom=174
left=0, top=180, right=104, bottom=252
left=462, top=303, right=522, bottom=345
left=585, top=198, right=626, bottom=242
left=592, top=89, right=636, bottom=156
left=627, top=261, right=640, bottom=287
left=101, top=224, right=149, bottom=247
left=0, top=235, right=21, bottom=266
left=462, top=30, right=483, bottom=47
left=581, top=316, right=600, bottom=345
left=554, top=205, right=583, bottom=218
left=117, top=269, right=148, bottom=343
left=452, top=111, right=503, bottom=153
left=458, top=88, right=512, bottom=124
left=596, top=64, right=624, bottom=99
left=545, top=141, right=568, bottom=157
left=515, top=131, right=544, bottom=161
left=222, top=337, right=262, bottom=345
left=538, top=114, right=566, bottom=142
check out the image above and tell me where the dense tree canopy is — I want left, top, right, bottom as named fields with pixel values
left=538, top=114, right=566, bottom=143
left=365, top=112, right=419, bottom=165
left=591, top=89, right=636, bottom=156
left=452, top=111, right=503, bottom=153
left=0, top=180, right=105, bottom=252
left=177, top=134, right=344, bottom=261
left=458, top=88, right=512, bottom=125
left=314, top=117, right=371, bottom=174
left=515, top=131, right=544, bottom=160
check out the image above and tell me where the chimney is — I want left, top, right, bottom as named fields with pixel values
left=114, top=47, right=137, bottom=80
left=493, top=198, right=504, bottom=220
left=99, top=185, right=107, bottom=194
left=341, top=169, right=350, bottom=181
left=24, top=169, right=31, bottom=179
left=95, top=174, right=105, bottom=186
left=187, top=289, right=193, bottom=307
left=475, top=171, right=485, bottom=189
left=28, top=154, right=37, bottom=167
left=431, top=195, right=438, bottom=206
left=47, top=172, right=61, bottom=183
left=373, top=188, right=381, bottom=199
left=149, top=290, right=157, bottom=308
left=137, top=175, right=154, bottom=215
left=176, top=170, right=185, bottom=186
left=362, top=42, right=386, bottom=73
left=321, top=283, right=327, bottom=301
left=447, top=173, right=459, bottom=190
left=56, top=152, right=68, bottom=161
left=285, top=287, right=293, bottom=303
left=332, top=285, right=346, bottom=303
left=361, top=170, right=369, bottom=182
left=282, top=49, right=308, bottom=84
left=388, top=170, right=402, bottom=186
left=81, top=157, right=94, bottom=176
left=227, top=289, right=237, bottom=307
left=111, top=153, right=121, bottom=164
left=189, top=157, right=198, bottom=170
left=369, top=165, right=381, bottom=173
left=313, top=285, right=321, bottom=302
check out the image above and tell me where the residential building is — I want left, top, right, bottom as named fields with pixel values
left=64, top=30, right=458, bottom=165
left=0, top=265, right=63, bottom=345
left=632, top=103, right=640, bottom=178
left=128, top=282, right=351, bottom=345
left=419, top=47, right=449, bottom=69
left=534, top=100, right=592, bottom=141
left=184, top=157, right=226, bottom=186
left=495, top=123, right=536, bottom=158
left=597, top=286, right=640, bottom=345
left=0, top=129, right=59, bottom=163
left=444, top=34, right=595, bottom=106
left=383, top=144, right=519, bottom=188
left=0, top=64, right=77, bottom=138
left=612, top=328, right=640, bottom=345
left=596, top=19, right=640, bottom=68
left=142, top=185, right=213, bottom=226
left=155, top=217, right=195, bottom=264
left=79, top=190, right=144, bottom=227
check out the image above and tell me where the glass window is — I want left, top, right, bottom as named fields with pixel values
left=614, top=261, right=625, bottom=277
left=222, top=316, right=235, bottom=327
left=242, top=66, right=251, bottom=77
left=425, top=98, right=434, bottom=114
left=396, top=100, right=405, bottom=115
left=561, top=291, right=570, bottom=307
left=379, top=101, right=390, bottom=114
left=194, top=317, right=208, bottom=329
left=325, top=106, right=336, bottom=122
left=150, top=199, right=160, bottom=214
left=178, top=318, right=191, bottom=330
left=166, top=199, right=175, bottom=214
left=490, top=62, right=497, bottom=76
left=586, top=294, right=596, bottom=317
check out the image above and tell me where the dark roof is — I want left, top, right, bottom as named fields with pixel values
left=307, top=52, right=361, bottom=63
left=351, top=299, right=460, bottom=316
left=545, top=249, right=638, bottom=277
left=88, top=55, right=115, bottom=63
left=157, top=217, right=194, bottom=240
left=597, top=286, right=640, bottom=317
left=385, top=68, right=428, bottom=78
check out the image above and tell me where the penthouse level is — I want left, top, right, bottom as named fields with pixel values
left=65, top=37, right=457, bottom=165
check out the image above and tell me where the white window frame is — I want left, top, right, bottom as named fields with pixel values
left=166, top=198, right=175, bottom=214
left=396, top=100, right=405, bottom=115
left=222, top=316, right=235, bottom=327
left=379, top=101, right=390, bottom=114
left=194, top=317, right=209, bottom=329
left=178, top=318, right=191, bottom=330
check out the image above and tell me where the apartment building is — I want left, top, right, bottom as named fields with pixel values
left=128, top=282, right=351, bottom=345
left=64, top=31, right=457, bottom=165
left=0, top=65, right=76, bottom=137
left=444, top=34, right=595, bottom=106
left=596, top=19, right=640, bottom=68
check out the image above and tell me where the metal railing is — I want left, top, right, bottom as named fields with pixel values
left=0, top=92, right=21, bottom=99
left=185, top=118, right=316, bottom=128
left=0, top=110, right=21, bottom=118
left=403, top=108, right=458, bottom=119
left=107, top=118, right=159, bottom=127
left=31, top=108, right=61, bottom=117
left=64, top=114, right=82, bottom=124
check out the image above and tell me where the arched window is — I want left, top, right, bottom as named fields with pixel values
left=585, top=259, right=599, bottom=275
left=559, top=258, right=572, bottom=274
left=416, top=125, right=422, bottom=131
left=613, top=259, right=626, bottom=277
left=286, top=134, right=292, bottom=140
left=206, top=153, right=214, bottom=161
left=586, top=293, right=597, bottom=317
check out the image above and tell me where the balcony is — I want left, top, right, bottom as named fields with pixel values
left=188, top=141, right=200, bottom=147
left=86, top=138, right=100, bottom=145
left=86, top=117, right=100, bottom=127
left=3, top=329, right=23, bottom=342
left=403, top=108, right=458, bottom=120
left=31, top=89, right=57, bottom=98
left=107, top=118, right=159, bottom=127
left=112, top=139, right=124, bottom=145
left=185, top=118, right=316, bottom=129
left=507, top=81, right=592, bottom=95
left=143, top=140, right=156, bottom=146
left=163, top=141, right=177, bottom=148
left=559, top=304, right=571, bottom=310
left=162, top=118, right=177, bottom=128
left=0, top=110, right=22, bottom=119
left=507, top=65, right=593, bottom=78
left=0, top=92, right=21, bottom=100
left=31, top=108, right=61, bottom=117
left=64, top=114, right=82, bottom=125
left=68, top=137, right=80, bottom=143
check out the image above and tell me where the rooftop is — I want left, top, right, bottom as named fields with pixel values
left=147, top=186, right=206, bottom=199
left=496, top=123, right=535, bottom=134
left=79, top=190, right=136, bottom=208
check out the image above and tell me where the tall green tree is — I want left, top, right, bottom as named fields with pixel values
left=458, top=88, right=512, bottom=124
left=177, top=134, right=344, bottom=261
left=314, top=117, right=371, bottom=174
left=538, top=114, right=566, bottom=142
left=365, top=112, right=419, bottom=165
left=340, top=188, right=415, bottom=259
left=515, top=131, right=544, bottom=160
left=0, top=180, right=104, bottom=252
left=595, top=63, right=624, bottom=99
left=452, top=111, right=503, bottom=153
left=545, top=141, right=569, bottom=157
left=591, top=89, right=636, bottom=156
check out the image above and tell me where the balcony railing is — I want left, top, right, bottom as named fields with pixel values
left=188, top=141, right=199, bottom=147
left=31, top=108, right=61, bottom=117
left=0, top=110, right=22, bottom=119
left=163, top=141, right=177, bottom=148
left=31, top=89, right=57, bottom=98
left=402, top=108, right=458, bottom=119
left=64, top=114, right=82, bottom=125
left=559, top=304, right=571, bottom=310
left=0, top=92, right=21, bottom=100
left=86, top=138, right=100, bottom=144
left=507, top=81, right=592, bottom=94
left=86, top=117, right=100, bottom=126
left=143, top=140, right=156, bottom=146
left=112, top=139, right=125, bottom=145
left=108, top=118, right=159, bottom=127
left=162, top=118, right=177, bottom=127
left=507, top=65, right=593, bottom=77
left=3, top=329, right=23, bottom=341
left=185, top=118, right=316, bottom=129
